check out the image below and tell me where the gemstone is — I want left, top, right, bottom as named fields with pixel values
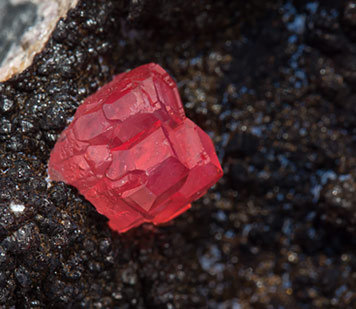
left=48, top=63, right=223, bottom=233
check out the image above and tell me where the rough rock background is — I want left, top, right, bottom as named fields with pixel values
left=0, top=0, right=355, bottom=307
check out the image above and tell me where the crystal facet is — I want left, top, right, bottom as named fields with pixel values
left=48, top=63, right=223, bottom=232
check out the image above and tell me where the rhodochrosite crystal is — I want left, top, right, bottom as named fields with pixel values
left=48, top=63, right=223, bottom=232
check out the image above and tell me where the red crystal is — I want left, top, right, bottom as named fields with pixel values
left=48, top=63, right=223, bottom=232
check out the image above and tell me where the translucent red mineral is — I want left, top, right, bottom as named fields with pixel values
left=48, top=63, right=223, bottom=232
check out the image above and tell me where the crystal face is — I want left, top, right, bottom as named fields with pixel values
left=48, top=63, right=223, bottom=232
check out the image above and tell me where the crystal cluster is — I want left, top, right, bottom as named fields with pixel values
left=48, top=63, right=223, bottom=232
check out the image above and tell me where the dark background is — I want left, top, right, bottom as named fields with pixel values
left=0, top=0, right=355, bottom=307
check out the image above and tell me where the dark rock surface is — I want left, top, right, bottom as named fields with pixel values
left=0, top=0, right=355, bottom=307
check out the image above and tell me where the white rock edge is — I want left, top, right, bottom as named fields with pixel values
left=0, top=0, right=79, bottom=82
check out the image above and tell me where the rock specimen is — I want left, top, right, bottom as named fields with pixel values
left=0, top=0, right=79, bottom=82
left=48, top=63, right=223, bottom=232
